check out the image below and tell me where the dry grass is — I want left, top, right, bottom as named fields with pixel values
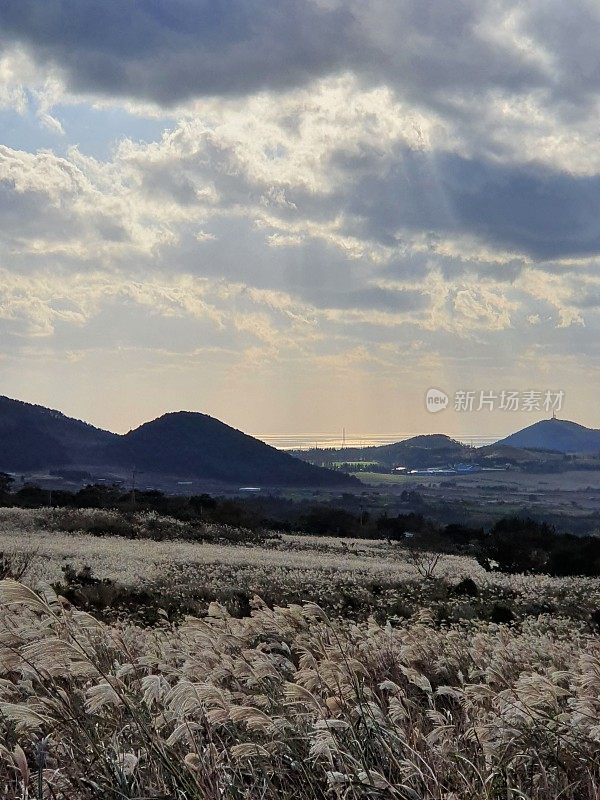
left=0, top=507, right=477, bottom=586
left=0, top=581, right=598, bottom=798
left=1, top=507, right=599, bottom=623
left=1, top=508, right=600, bottom=796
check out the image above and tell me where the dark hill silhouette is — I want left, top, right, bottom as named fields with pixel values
left=497, top=418, right=600, bottom=453
left=0, top=395, right=115, bottom=471
left=102, top=411, right=356, bottom=486
left=0, top=397, right=354, bottom=486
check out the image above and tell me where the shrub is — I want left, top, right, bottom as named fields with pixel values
left=452, top=577, right=479, bottom=597
left=476, top=517, right=554, bottom=573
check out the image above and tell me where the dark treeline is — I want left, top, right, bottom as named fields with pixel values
left=475, top=516, right=600, bottom=577
left=0, top=473, right=428, bottom=538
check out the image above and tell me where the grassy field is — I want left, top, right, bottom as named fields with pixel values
left=2, top=507, right=600, bottom=623
left=0, top=507, right=600, bottom=797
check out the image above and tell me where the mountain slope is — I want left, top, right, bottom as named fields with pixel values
left=497, top=418, right=600, bottom=453
left=0, top=396, right=116, bottom=471
left=102, top=412, right=356, bottom=486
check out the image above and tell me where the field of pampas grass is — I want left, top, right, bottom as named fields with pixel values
left=0, top=578, right=599, bottom=798
left=0, top=506, right=599, bottom=625
left=1, top=508, right=600, bottom=796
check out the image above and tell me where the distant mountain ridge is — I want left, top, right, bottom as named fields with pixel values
left=0, top=396, right=354, bottom=487
left=291, top=418, right=600, bottom=470
left=2, top=395, right=597, bottom=484
left=497, top=418, right=600, bottom=453
left=290, top=434, right=468, bottom=469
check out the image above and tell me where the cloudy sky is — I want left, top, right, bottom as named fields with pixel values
left=0, top=1, right=598, bottom=441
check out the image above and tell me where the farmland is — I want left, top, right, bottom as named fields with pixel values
left=354, top=469, right=600, bottom=534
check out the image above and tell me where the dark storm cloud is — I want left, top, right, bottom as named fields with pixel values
left=440, top=156, right=600, bottom=259
left=343, top=150, right=600, bottom=260
left=0, top=0, right=360, bottom=104
left=0, top=0, right=555, bottom=106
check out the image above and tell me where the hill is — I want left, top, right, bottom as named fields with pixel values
left=290, top=434, right=468, bottom=469
left=0, top=396, right=354, bottom=487
left=0, top=396, right=116, bottom=471
left=497, top=418, right=600, bottom=453
left=102, top=412, right=356, bottom=487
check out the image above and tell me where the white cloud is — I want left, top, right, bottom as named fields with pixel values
left=0, top=7, right=599, bottom=432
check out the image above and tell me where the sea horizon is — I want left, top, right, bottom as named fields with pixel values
left=255, top=433, right=501, bottom=450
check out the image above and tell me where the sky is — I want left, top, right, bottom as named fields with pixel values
left=0, top=0, right=598, bottom=441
